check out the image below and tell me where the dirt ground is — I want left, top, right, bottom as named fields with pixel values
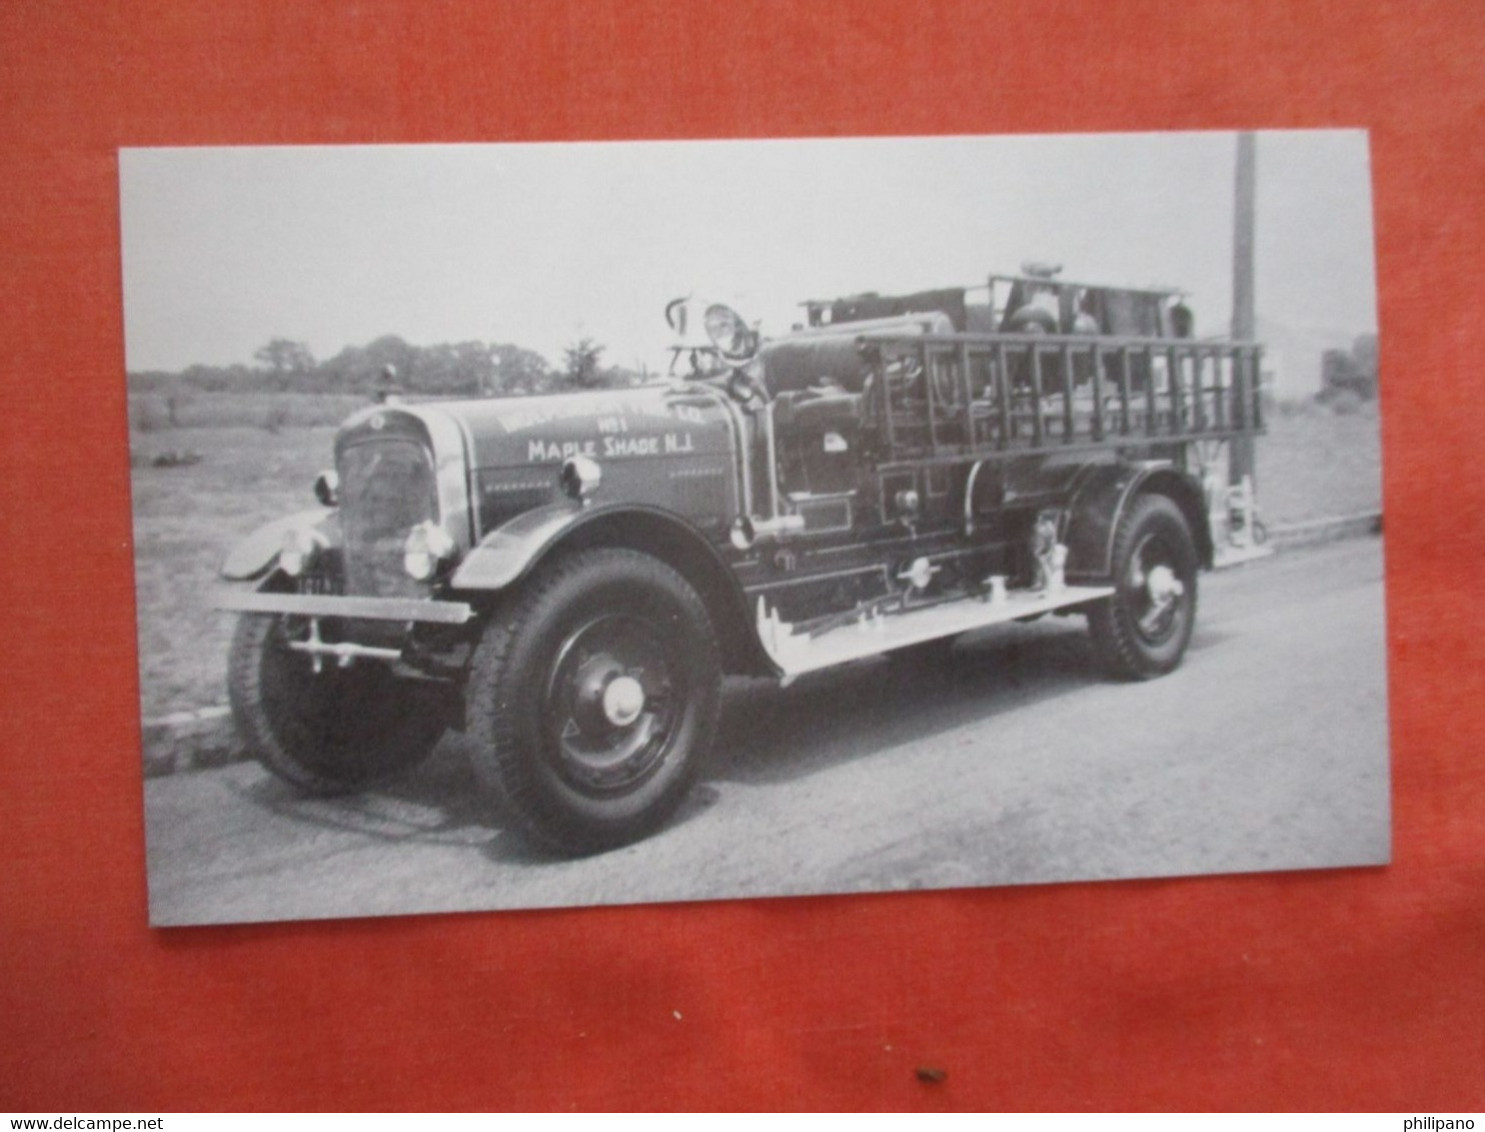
left=127, top=395, right=1383, bottom=719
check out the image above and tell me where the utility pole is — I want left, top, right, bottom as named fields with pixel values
left=1231, top=131, right=1257, bottom=485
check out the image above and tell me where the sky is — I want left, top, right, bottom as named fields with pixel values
left=119, top=131, right=1377, bottom=392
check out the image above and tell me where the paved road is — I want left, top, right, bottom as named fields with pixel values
left=144, top=538, right=1391, bottom=926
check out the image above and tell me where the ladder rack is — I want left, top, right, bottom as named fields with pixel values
left=861, top=331, right=1263, bottom=466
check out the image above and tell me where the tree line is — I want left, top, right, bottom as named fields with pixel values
left=127, top=334, right=648, bottom=398
left=1319, top=333, right=1379, bottom=404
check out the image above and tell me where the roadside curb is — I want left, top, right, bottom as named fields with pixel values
left=1269, top=510, right=1383, bottom=548
left=140, top=510, right=1385, bottom=778
left=141, top=705, right=239, bottom=778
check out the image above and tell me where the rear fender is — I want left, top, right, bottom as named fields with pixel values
left=220, top=508, right=338, bottom=581
left=452, top=503, right=776, bottom=678
left=1063, top=463, right=1213, bottom=583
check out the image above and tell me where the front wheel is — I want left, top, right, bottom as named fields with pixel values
left=228, top=614, right=449, bottom=793
left=466, top=548, right=722, bottom=855
left=1087, top=494, right=1199, bottom=680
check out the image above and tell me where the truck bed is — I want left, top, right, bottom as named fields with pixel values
left=862, top=330, right=1263, bottom=463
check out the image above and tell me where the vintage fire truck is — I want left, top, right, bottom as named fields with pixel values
left=219, top=267, right=1264, bottom=853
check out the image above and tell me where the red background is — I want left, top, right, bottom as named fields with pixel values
left=2, top=0, right=1482, bottom=1112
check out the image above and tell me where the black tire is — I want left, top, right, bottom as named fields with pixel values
left=1087, top=493, right=1199, bottom=680
left=228, top=614, right=448, bottom=793
left=466, top=548, right=722, bottom=855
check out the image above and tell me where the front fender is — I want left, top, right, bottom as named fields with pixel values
left=451, top=501, right=720, bottom=593
left=1063, top=462, right=1213, bottom=582
left=449, top=502, right=629, bottom=592
left=220, top=508, right=337, bottom=581
left=450, top=501, right=776, bottom=678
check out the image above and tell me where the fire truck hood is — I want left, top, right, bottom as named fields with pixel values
left=430, top=384, right=735, bottom=470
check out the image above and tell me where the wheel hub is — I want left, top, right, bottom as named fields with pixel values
left=1145, top=564, right=1185, bottom=608
left=601, top=675, right=646, bottom=727
left=544, top=613, right=680, bottom=794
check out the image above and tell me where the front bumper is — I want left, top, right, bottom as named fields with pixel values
left=216, top=589, right=475, bottom=625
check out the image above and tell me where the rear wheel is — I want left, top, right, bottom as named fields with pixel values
left=228, top=614, right=449, bottom=793
left=467, top=549, right=722, bottom=855
left=1087, top=494, right=1199, bottom=679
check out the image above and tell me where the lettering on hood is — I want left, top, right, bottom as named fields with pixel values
left=526, top=432, right=695, bottom=462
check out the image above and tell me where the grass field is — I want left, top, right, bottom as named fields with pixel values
left=128, top=395, right=1383, bottom=719
left=131, top=424, right=338, bottom=719
left=1256, top=400, right=1383, bottom=523
left=129, top=391, right=365, bottom=431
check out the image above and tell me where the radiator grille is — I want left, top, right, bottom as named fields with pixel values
left=338, top=439, right=438, bottom=599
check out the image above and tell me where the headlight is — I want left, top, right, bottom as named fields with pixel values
left=403, top=521, right=456, bottom=581
left=280, top=526, right=325, bottom=577
left=704, top=303, right=758, bottom=362
left=559, top=455, right=602, bottom=503
left=313, top=469, right=339, bottom=507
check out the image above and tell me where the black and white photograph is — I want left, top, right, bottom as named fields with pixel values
left=122, top=130, right=1388, bottom=927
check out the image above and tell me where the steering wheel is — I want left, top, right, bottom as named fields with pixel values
left=728, top=369, right=765, bottom=408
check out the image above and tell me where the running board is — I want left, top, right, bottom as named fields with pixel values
left=759, top=584, right=1115, bottom=681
